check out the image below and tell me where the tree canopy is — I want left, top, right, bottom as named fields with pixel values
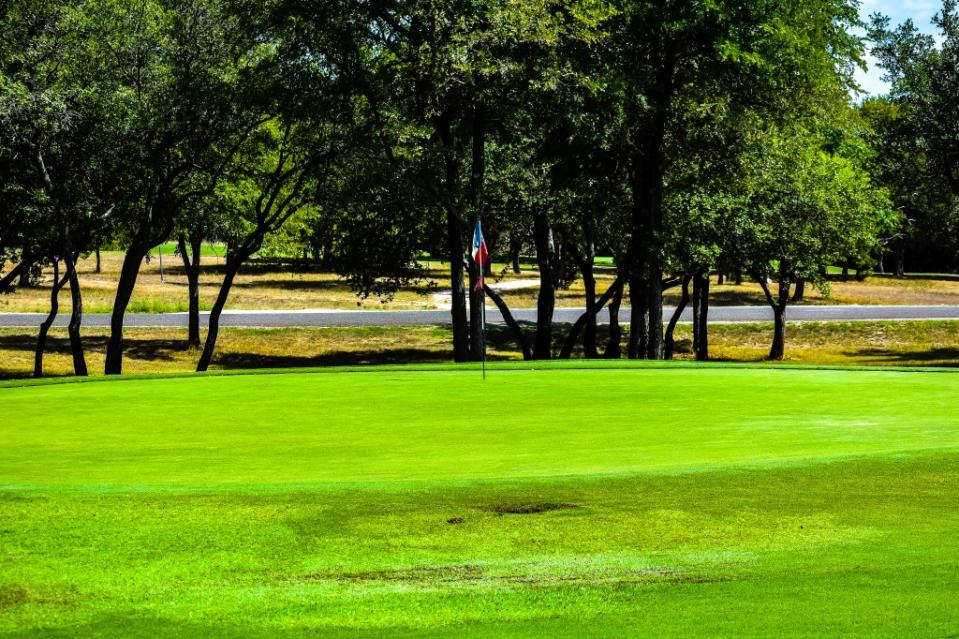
left=0, top=0, right=945, bottom=373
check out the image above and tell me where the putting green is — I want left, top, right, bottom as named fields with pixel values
left=1, top=363, right=958, bottom=636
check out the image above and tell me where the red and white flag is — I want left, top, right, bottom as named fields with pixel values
left=472, top=220, right=488, bottom=291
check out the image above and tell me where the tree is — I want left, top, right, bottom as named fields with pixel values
left=729, top=128, right=893, bottom=359
left=356, top=0, right=609, bottom=362
left=871, top=1, right=959, bottom=198
left=0, top=0, right=108, bottom=376
left=862, top=98, right=959, bottom=274
left=75, top=0, right=271, bottom=374
left=175, top=195, right=229, bottom=348
left=194, top=114, right=354, bottom=372
left=193, top=0, right=363, bottom=372
left=868, top=2, right=959, bottom=272
left=587, top=0, right=865, bottom=359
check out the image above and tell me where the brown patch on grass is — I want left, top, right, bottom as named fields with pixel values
left=303, top=564, right=486, bottom=584
left=0, top=584, right=79, bottom=609
left=488, top=502, right=581, bottom=515
left=298, top=563, right=722, bottom=587
left=0, top=586, right=28, bottom=608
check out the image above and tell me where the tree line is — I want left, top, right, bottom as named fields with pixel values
left=0, top=0, right=956, bottom=376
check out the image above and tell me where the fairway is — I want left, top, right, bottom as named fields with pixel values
left=2, top=363, right=959, bottom=636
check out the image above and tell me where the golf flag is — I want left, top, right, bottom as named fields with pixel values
left=472, top=220, right=489, bottom=292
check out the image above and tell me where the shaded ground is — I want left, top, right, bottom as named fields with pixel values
left=5, top=319, right=959, bottom=379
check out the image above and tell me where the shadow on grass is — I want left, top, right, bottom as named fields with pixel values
left=662, top=288, right=766, bottom=307
left=844, top=347, right=959, bottom=366
left=0, top=616, right=444, bottom=639
left=0, top=334, right=185, bottom=363
left=230, top=278, right=346, bottom=291
left=213, top=348, right=454, bottom=369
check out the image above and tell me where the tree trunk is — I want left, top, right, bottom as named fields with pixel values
left=436, top=114, right=469, bottom=363
left=509, top=235, right=522, bottom=274
left=894, top=242, right=905, bottom=277
left=196, top=253, right=247, bottom=372
left=105, top=245, right=151, bottom=375
left=560, top=275, right=627, bottom=359
left=178, top=234, right=202, bottom=348
left=580, top=235, right=598, bottom=359
left=605, top=281, right=624, bottom=359
left=770, top=305, right=786, bottom=360
left=34, top=262, right=69, bottom=378
left=63, top=251, right=87, bottom=376
left=645, top=272, right=663, bottom=359
left=694, top=270, right=710, bottom=361
left=448, top=222, right=469, bottom=363
left=95, top=243, right=101, bottom=274
left=0, top=263, right=24, bottom=294
left=756, top=273, right=789, bottom=361
left=841, top=265, right=849, bottom=281
left=467, top=103, right=486, bottom=361
left=483, top=283, right=531, bottom=360
left=627, top=276, right=647, bottom=359
left=18, top=259, right=38, bottom=287
left=664, top=274, right=691, bottom=360
left=626, top=67, right=671, bottom=361
left=692, top=273, right=701, bottom=355
left=532, top=210, right=555, bottom=360
left=791, top=278, right=805, bottom=303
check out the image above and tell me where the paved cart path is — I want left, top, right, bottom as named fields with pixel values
left=3, top=304, right=959, bottom=328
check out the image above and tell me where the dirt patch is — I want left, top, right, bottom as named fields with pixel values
left=447, top=517, right=465, bottom=524
left=487, top=502, right=581, bottom=515
left=296, top=563, right=729, bottom=588
left=304, top=563, right=486, bottom=584
left=0, top=586, right=28, bottom=608
left=0, top=584, right=79, bottom=609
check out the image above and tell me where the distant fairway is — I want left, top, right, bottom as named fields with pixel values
left=2, top=363, right=958, bottom=636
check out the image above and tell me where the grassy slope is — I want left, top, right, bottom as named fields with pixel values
left=2, top=363, right=958, bottom=636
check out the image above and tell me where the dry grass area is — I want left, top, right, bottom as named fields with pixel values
left=668, top=320, right=959, bottom=366
left=0, top=252, right=446, bottom=314
left=670, top=277, right=959, bottom=307
left=4, top=320, right=959, bottom=379
left=470, top=273, right=959, bottom=309
left=0, top=326, right=461, bottom=379
left=5, top=251, right=959, bottom=315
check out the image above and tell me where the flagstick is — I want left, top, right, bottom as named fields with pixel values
left=472, top=218, right=488, bottom=381
left=482, top=284, right=487, bottom=381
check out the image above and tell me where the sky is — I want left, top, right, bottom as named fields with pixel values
left=856, top=0, right=942, bottom=96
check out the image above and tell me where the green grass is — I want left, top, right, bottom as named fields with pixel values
left=2, top=362, right=958, bottom=636
left=153, top=242, right=228, bottom=258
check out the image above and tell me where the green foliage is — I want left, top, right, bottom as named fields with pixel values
left=0, top=0, right=912, bottom=361
left=730, top=126, right=893, bottom=288
left=867, top=2, right=959, bottom=270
